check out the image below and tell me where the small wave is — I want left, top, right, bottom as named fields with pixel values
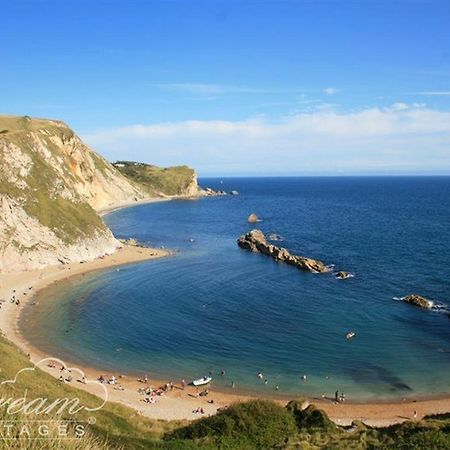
left=430, top=302, right=450, bottom=313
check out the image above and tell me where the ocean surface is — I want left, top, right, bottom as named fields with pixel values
left=21, top=177, right=450, bottom=401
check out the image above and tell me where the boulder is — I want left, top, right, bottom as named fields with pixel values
left=336, top=271, right=352, bottom=280
left=247, top=213, right=259, bottom=223
left=402, top=294, right=433, bottom=309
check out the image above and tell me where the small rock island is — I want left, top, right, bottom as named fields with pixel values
left=336, top=271, right=352, bottom=280
left=237, top=229, right=330, bottom=273
left=402, top=294, right=433, bottom=309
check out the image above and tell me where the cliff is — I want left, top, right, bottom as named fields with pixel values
left=0, top=115, right=201, bottom=273
left=112, top=161, right=201, bottom=197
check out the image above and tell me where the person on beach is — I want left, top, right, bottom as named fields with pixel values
left=335, top=390, right=339, bottom=403
left=414, top=410, right=417, bottom=419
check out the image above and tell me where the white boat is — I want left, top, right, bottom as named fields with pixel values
left=346, top=331, right=356, bottom=339
left=192, top=376, right=212, bottom=386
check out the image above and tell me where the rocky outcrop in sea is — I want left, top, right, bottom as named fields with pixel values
left=237, top=229, right=331, bottom=273
left=402, top=294, right=433, bottom=309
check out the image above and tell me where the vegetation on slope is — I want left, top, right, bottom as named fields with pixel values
left=0, top=115, right=106, bottom=245
left=113, top=161, right=198, bottom=197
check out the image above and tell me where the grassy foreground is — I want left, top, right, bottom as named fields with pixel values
left=0, top=334, right=449, bottom=449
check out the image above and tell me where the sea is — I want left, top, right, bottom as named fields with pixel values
left=20, top=177, right=450, bottom=401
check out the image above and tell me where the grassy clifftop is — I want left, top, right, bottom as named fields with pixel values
left=113, top=161, right=200, bottom=197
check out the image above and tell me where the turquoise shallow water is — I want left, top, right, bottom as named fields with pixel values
left=21, top=177, right=450, bottom=401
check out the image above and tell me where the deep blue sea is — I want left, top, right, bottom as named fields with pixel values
left=21, top=177, right=450, bottom=401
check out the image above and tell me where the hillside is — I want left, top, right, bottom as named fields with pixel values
left=113, top=161, right=201, bottom=197
left=0, top=115, right=202, bottom=274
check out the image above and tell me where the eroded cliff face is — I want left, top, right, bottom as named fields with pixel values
left=0, top=115, right=208, bottom=274
left=0, top=115, right=146, bottom=273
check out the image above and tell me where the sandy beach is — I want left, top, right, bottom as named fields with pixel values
left=1, top=242, right=450, bottom=426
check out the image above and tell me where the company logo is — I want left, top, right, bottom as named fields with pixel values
left=0, top=357, right=108, bottom=440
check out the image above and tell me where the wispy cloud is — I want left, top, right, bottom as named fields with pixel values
left=84, top=104, right=450, bottom=175
left=157, top=83, right=311, bottom=96
left=417, top=91, right=450, bottom=96
left=157, top=83, right=277, bottom=95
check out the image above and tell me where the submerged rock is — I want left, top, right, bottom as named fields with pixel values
left=402, top=294, right=433, bottom=309
left=237, top=229, right=331, bottom=273
left=247, top=213, right=259, bottom=223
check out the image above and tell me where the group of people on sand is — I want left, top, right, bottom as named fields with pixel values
left=97, top=373, right=124, bottom=389
left=137, top=376, right=176, bottom=404
left=0, top=286, right=35, bottom=311
left=48, top=362, right=74, bottom=383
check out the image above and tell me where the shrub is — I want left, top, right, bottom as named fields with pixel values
left=165, top=400, right=297, bottom=449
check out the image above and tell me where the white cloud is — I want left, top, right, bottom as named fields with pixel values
left=323, top=87, right=338, bottom=95
left=84, top=104, right=450, bottom=175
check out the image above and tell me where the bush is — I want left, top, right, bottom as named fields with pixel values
left=286, top=401, right=337, bottom=432
left=165, top=400, right=297, bottom=449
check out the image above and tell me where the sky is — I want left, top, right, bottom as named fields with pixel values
left=1, top=0, right=450, bottom=176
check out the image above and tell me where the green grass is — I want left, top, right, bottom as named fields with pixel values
left=114, top=161, right=197, bottom=196
left=165, top=400, right=297, bottom=449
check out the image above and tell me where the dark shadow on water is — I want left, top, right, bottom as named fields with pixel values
left=345, top=364, right=412, bottom=392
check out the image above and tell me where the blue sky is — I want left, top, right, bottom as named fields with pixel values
left=1, top=0, right=450, bottom=175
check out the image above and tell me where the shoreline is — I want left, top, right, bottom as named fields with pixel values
left=96, top=196, right=171, bottom=216
left=96, top=192, right=210, bottom=216
left=0, top=212, right=449, bottom=425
